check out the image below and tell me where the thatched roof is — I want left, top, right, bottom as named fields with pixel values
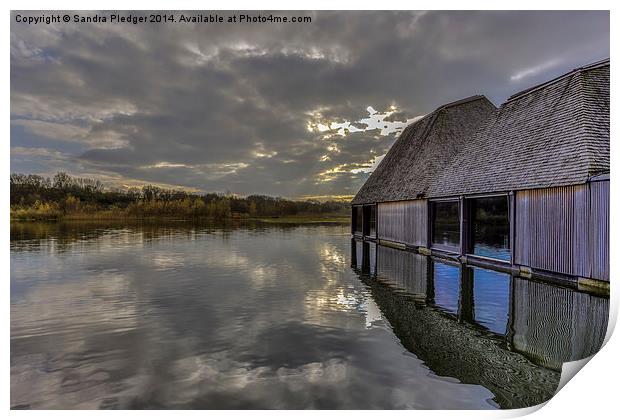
left=352, top=59, right=610, bottom=205
left=351, top=96, right=496, bottom=205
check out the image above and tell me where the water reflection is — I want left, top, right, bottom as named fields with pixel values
left=471, top=268, right=510, bottom=335
left=12, top=221, right=499, bottom=410
left=510, top=277, right=609, bottom=370
left=351, top=239, right=609, bottom=408
left=9, top=221, right=608, bottom=410
left=433, top=262, right=460, bottom=316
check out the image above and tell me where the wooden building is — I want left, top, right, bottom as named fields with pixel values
left=352, top=59, right=610, bottom=284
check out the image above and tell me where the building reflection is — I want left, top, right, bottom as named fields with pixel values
left=350, top=239, right=609, bottom=408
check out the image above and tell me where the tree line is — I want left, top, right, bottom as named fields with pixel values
left=10, top=172, right=350, bottom=220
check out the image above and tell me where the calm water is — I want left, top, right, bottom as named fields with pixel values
left=10, top=221, right=609, bottom=409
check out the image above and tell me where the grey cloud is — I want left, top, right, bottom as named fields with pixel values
left=11, top=11, right=609, bottom=197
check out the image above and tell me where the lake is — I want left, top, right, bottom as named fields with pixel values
left=10, top=221, right=609, bottom=409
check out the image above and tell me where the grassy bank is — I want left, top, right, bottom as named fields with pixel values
left=11, top=206, right=350, bottom=224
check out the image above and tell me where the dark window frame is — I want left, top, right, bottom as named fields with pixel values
left=362, top=204, right=377, bottom=237
left=464, top=194, right=511, bottom=261
left=352, top=206, right=363, bottom=234
left=430, top=198, right=461, bottom=252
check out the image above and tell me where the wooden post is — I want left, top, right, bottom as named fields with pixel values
left=373, top=203, right=378, bottom=239
left=509, top=192, right=515, bottom=266
left=427, top=201, right=434, bottom=249
left=362, top=205, right=369, bottom=237
left=459, top=196, right=468, bottom=257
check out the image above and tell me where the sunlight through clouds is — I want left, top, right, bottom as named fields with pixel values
left=307, top=105, right=422, bottom=139
left=10, top=11, right=609, bottom=198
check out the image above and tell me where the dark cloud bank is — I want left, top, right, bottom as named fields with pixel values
left=11, top=11, right=609, bottom=199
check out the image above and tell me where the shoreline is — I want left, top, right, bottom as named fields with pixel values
left=10, top=214, right=351, bottom=224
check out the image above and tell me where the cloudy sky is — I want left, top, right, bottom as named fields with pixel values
left=11, top=11, right=609, bottom=199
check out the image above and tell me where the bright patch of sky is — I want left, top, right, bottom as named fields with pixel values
left=308, top=105, right=422, bottom=138
left=310, top=106, right=424, bottom=180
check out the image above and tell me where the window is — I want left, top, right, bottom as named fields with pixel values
left=470, top=196, right=510, bottom=260
left=431, top=200, right=460, bottom=250
left=367, top=205, right=376, bottom=237
left=353, top=206, right=363, bottom=233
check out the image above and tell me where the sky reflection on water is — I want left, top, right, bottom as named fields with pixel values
left=10, top=222, right=609, bottom=409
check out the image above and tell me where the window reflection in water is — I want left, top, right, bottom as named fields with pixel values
left=433, top=262, right=460, bottom=315
left=351, top=239, right=609, bottom=408
left=471, top=267, right=510, bottom=335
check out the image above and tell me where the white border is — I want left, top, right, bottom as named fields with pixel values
left=4, top=2, right=617, bottom=419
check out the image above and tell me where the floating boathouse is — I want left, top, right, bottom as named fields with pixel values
left=351, top=59, right=610, bottom=285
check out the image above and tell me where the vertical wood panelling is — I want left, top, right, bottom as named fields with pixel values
left=588, top=180, right=610, bottom=280
left=509, top=193, right=516, bottom=265
left=514, top=183, right=609, bottom=281
left=378, top=200, right=428, bottom=246
left=459, top=197, right=466, bottom=255
left=368, top=181, right=608, bottom=281
left=515, top=185, right=587, bottom=277
left=514, top=191, right=530, bottom=266
left=572, top=186, right=589, bottom=278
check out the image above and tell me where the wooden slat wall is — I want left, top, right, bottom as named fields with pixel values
left=515, top=183, right=609, bottom=280
left=511, top=277, right=609, bottom=371
left=518, top=184, right=588, bottom=276
left=573, top=185, right=589, bottom=277
left=377, top=200, right=427, bottom=246
left=588, top=180, right=610, bottom=281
